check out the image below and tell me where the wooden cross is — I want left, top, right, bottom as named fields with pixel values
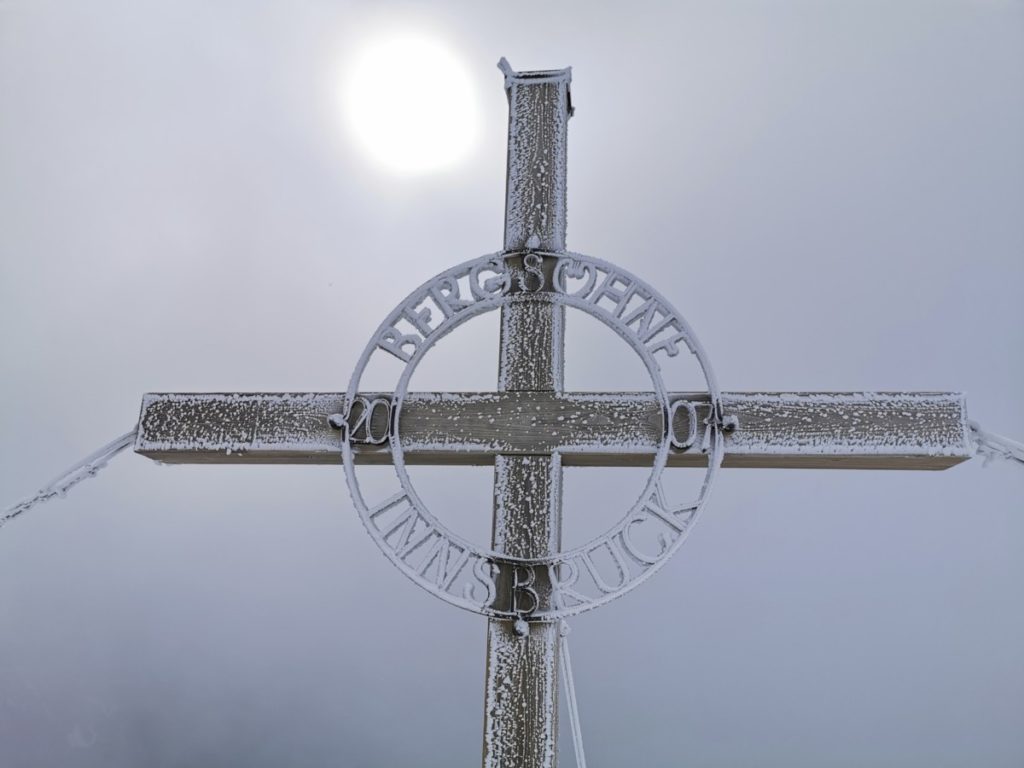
left=132, top=62, right=973, bottom=768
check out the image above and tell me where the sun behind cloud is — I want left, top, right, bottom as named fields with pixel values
left=341, top=31, right=481, bottom=175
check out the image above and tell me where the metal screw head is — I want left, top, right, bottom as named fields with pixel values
left=513, top=618, right=530, bottom=637
left=722, top=414, right=739, bottom=433
left=328, top=413, right=347, bottom=430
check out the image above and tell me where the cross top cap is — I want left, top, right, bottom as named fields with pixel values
left=497, top=56, right=572, bottom=84
left=497, top=58, right=574, bottom=116
left=340, top=250, right=724, bottom=621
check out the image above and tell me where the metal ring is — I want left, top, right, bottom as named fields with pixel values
left=343, top=252, right=722, bottom=620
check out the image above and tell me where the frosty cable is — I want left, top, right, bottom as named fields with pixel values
left=1, top=427, right=138, bottom=528
left=559, top=621, right=587, bottom=768
left=969, top=421, right=1024, bottom=469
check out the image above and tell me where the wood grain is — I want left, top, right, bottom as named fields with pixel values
left=136, top=391, right=972, bottom=470
left=483, top=65, right=571, bottom=768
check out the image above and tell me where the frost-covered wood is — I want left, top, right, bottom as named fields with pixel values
left=500, top=60, right=569, bottom=253
left=125, top=54, right=977, bottom=768
left=483, top=60, right=572, bottom=768
left=136, top=391, right=972, bottom=470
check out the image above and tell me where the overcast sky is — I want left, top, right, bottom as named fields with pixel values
left=1, top=2, right=1022, bottom=766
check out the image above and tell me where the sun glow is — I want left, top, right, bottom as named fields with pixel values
left=342, top=32, right=481, bottom=175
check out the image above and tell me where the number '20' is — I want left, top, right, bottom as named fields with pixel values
left=348, top=397, right=392, bottom=445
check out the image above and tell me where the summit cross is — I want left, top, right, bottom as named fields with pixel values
left=132, top=61, right=973, bottom=768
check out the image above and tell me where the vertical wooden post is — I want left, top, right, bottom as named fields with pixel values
left=482, top=60, right=572, bottom=768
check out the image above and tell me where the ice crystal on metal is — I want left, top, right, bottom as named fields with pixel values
left=343, top=251, right=724, bottom=620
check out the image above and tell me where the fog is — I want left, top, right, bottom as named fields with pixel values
left=1, top=2, right=1022, bottom=766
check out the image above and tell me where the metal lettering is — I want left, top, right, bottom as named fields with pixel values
left=417, top=535, right=471, bottom=591
left=402, top=304, right=435, bottom=337
left=393, top=513, right=436, bottom=561
left=370, top=497, right=418, bottom=550
left=547, top=559, right=590, bottom=612
left=348, top=396, right=392, bottom=445
left=429, top=276, right=472, bottom=318
left=553, top=257, right=597, bottom=298
left=647, top=327, right=691, bottom=358
left=619, top=515, right=669, bottom=566
left=642, top=484, right=692, bottom=534
left=511, top=564, right=539, bottom=617
left=366, top=492, right=412, bottom=525
left=376, top=327, right=422, bottom=362
left=621, top=295, right=674, bottom=342
left=469, top=258, right=510, bottom=300
left=464, top=557, right=498, bottom=609
left=589, top=271, right=634, bottom=315
left=668, top=399, right=698, bottom=451
left=580, top=538, right=629, bottom=594
left=346, top=251, right=722, bottom=620
left=518, top=252, right=545, bottom=292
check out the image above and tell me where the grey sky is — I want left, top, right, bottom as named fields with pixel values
left=1, top=1, right=1022, bottom=766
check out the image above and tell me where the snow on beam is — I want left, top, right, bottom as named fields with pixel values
left=134, top=391, right=972, bottom=470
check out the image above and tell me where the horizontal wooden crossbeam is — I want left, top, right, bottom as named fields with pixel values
left=135, top=391, right=972, bottom=470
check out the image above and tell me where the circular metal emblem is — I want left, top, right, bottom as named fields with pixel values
left=342, top=251, right=723, bottom=621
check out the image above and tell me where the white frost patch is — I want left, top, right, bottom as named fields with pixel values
left=722, top=392, right=971, bottom=458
